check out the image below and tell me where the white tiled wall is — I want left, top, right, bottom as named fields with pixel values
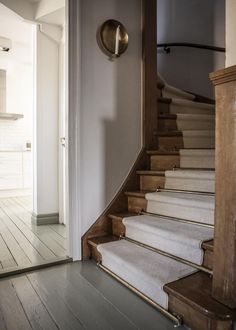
left=0, top=119, right=29, bottom=150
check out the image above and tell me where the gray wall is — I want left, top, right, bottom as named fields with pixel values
left=79, top=0, right=142, bottom=235
left=157, top=0, right=225, bottom=98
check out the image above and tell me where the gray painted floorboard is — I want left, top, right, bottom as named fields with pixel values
left=0, top=261, right=186, bottom=329
left=0, top=197, right=67, bottom=273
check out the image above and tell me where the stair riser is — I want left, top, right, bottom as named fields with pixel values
left=158, top=136, right=184, bottom=150
left=180, top=156, right=215, bottom=169
left=158, top=136, right=215, bottom=149
left=170, top=104, right=214, bottom=115
left=112, top=219, right=126, bottom=237
left=158, top=119, right=215, bottom=131
left=140, top=175, right=165, bottom=191
left=165, top=177, right=215, bottom=193
left=203, top=249, right=213, bottom=270
left=167, top=296, right=232, bottom=330
left=128, top=196, right=147, bottom=213
left=150, top=155, right=180, bottom=170
left=147, top=200, right=214, bottom=224
left=158, top=119, right=177, bottom=131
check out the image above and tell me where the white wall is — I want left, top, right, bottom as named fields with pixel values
left=33, top=25, right=60, bottom=215
left=78, top=0, right=142, bottom=235
left=157, top=0, right=225, bottom=98
left=0, top=4, right=34, bottom=151
left=225, top=0, right=236, bottom=67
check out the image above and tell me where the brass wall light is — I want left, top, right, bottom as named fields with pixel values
left=98, top=19, right=129, bottom=59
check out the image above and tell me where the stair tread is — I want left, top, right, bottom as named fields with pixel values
left=146, top=191, right=215, bottom=208
left=97, top=239, right=196, bottom=309
left=156, top=130, right=215, bottom=137
left=202, top=240, right=214, bottom=251
left=108, top=212, right=138, bottom=220
left=136, top=170, right=165, bottom=176
left=147, top=150, right=180, bottom=155
left=125, top=190, right=150, bottom=198
left=110, top=212, right=215, bottom=252
left=88, top=235, right=118, bottom=247
left=159, top=113, right=215, bottom=120
left=164, top=272, right=233, bottom=320
left=123, top=214, right=213, bottom=265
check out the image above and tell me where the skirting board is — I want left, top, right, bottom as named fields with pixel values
left=32, top=212, right=59, bottom=225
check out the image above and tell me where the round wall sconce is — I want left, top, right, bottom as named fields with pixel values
left=98, top=19, right=129, bottom=59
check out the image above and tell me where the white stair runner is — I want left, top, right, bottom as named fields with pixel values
left=158, top=73, right=195, bottom=101
left=97, top=239, right=196, bottom=309
left=176, top=114, right=215, bottom=130
left=180, top=149, right=215, bottom=169
left=146, top=191, right=215, bottom=224
left=165, top=170, right=215, bottom=192
left=182, top=130, right=215, bottom=148
left=170, top=98, right=215, bottom=115
left=123, top=215, right=214, bottom=265
left=163, top=85, right=195, bottom=101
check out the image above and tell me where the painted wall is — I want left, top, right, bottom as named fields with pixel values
left=33, top=25, right=60, bottom=215
left=157, top=0, right=225, bottom=98
left=0, top=4, right=33, bottom=150
left=225, top=0, right=236, bottom=67
left=79, top=0, right=142, bottom=235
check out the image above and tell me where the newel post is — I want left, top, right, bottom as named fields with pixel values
left=210, top=65, right=236, bottom=308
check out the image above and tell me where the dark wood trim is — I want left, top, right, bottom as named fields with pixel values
left=0, top=257, right=72, bottom=279
left=210, top=65, right=236, bottom=308
left=142, top=0, right=157, bottom=149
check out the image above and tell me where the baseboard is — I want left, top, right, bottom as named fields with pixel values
left=0, top=189, right=32, bottom=198
left=31, top=212, right=59, bottom=225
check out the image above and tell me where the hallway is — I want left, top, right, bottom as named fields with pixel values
left=0, top=196, right=67, bottom=273
left=0, top=261, right=184, bottom=329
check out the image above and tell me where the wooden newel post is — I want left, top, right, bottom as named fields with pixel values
left=210, top=65, right=236, bottom=309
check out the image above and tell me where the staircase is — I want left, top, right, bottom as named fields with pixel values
left=85, top=77, right=234, bottom=329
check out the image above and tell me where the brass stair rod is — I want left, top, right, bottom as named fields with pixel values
left=97, top=262, right=183, bottom=328
left=120, top=236, right=213, bottom=276
left=140, top=210, right=214, bottom=229
left=156, top=187, right=215, bottom=196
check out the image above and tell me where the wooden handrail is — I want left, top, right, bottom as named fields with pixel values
left=157, top=42, right=225, bottom=54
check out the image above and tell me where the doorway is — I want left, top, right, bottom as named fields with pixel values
left=0, top=2, right=69, bottom=274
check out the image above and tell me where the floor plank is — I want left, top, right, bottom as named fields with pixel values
left=0, top=278, right=32, bottom=330
left=0, top=196, right=67, bottom=273
left=32, top=265, right=137, bottom=329
left=28, top=273, right=85, bottom=329
left=11, top=275, right=58, bottom=330
left=0, top=262, right=185, bottom=330
left=0, top=234, right=17, bottom=269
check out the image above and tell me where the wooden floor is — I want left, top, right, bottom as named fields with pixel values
left=0, top=261, right=186, bottom=329
left=0, top=196, right=67, bottom=273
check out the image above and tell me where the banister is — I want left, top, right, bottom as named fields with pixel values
left=157, top=42, right=225, bottom=54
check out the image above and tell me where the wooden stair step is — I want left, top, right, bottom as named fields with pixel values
left=164, top=272, right=234, bottom=329
left=146, top=150, right=180, bottom=155
left=88, top=235, right=119, bottom=262
left=108, top=212, right=213, bottom=271
left=124, top=191, right=148, bottom=213
left=136, top=170, right=165, bottom=191
left=108, top=212, right=137, bottom=237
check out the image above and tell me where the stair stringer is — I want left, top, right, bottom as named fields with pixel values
left=82, top=148, right=148, bottom=259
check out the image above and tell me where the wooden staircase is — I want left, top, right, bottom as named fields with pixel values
left=82, top=80, right=235, bottom=329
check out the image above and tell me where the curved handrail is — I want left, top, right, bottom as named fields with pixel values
left=157, top=42, right=225, bottom=53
